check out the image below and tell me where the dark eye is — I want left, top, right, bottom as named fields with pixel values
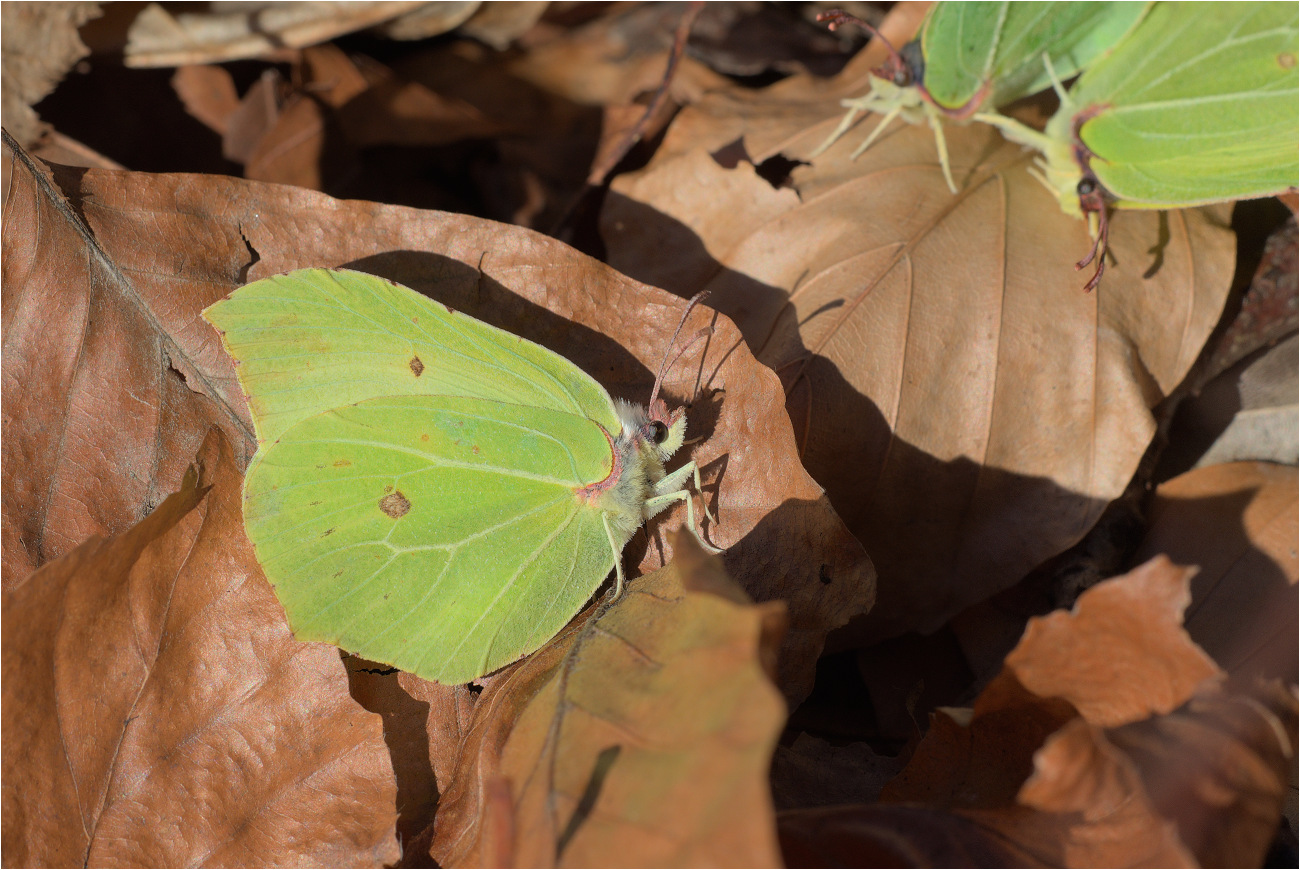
left=649, top=421, right=668, bottom=444
left=1077, top=178, right=1097, bottom=196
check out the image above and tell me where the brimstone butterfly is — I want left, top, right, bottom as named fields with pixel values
left=979, top=1, right=1299, bottom=289
left=813, top=2, right=1148, bottom=192
left=203, top=268, right=715, bottom=684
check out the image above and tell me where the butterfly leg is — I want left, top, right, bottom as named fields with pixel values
left=810, top=93, right=877, bottom=157
left=602, top=513, right=628, bottom=599
left=923, top=104, right=958, bottom=194
left=646, top=461, right=723, bottom=554
left=849, top=103, right=902, bottom=160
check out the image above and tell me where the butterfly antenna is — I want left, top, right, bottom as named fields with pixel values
left=817, top=10, right=909, bottom=77
left=649, top=291, right=710, bottom=410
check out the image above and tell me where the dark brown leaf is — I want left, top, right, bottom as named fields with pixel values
left=1132, top=462, right=1298, bottom=682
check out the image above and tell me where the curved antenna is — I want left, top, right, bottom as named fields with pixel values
left=649, top=291, right=711, bottom=410
left=817, top=9, right=911, bottom=83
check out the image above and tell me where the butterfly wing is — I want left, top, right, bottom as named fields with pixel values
left=203, top=268, right=622, bottom=444
left=1068, top=2, right=1299, bottom=207
left=245, top=394, right=620, bottom=684
left=921, top=2, right=1148, bottom=112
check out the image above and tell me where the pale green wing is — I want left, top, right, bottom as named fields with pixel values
left=1070, top=2, right=1299, bottom=206
left=203, top=268, right=621, bottom=445
left=245, top=394, right=619, bottom=685
left=921, top=1, right=1149, bottom=111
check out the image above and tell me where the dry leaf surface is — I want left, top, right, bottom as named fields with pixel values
left=123, top=1, right=435, bottom=67
left=1, top=142, right=873, bottom=704
left=431, top=533, right=787, bottom=868
left=600, top=18, right=1237, bottom=642
left=868, top=557, right=1297, bottom=868
left=344, top=664, right=479, bottom=850
left=0, top=2, right=101, bottom=146
left=2, top=144, right=252, bottom=589
left=1132, top=461, right=1298, bottom=682
left=1, top=429, right=400, bottom=867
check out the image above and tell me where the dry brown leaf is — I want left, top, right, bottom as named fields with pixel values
left=457, top=1, right=549, bottom=50
left=339, top=54, right=506, bottom=149
left=1132, top=462, right=1299, bottom=682
left=1, top=429, right=400, bottom=867
left=503, top=3, right=730, bottom=109
left=1, top=142, right=255, bottom=590
left=882, top=558, right=1222, bottom=808
left=172, top=65, right=243, bottom=136
left=1166, top=335, right=1299, bottom=470
left=818, top=557, right=1293, bottom=868
left=376, top=0, right=483, bottom=40
left=1004, top=556, right=1222, bottom=728
left=430, top=533, right=786, bottom=868
left=600, top=30, right=1236, bottom=645
left=1016, top=680, right=1298, bottom=868
left=124, top=1, right=431, bottom=67
left=345, top=663, right=479, bottom=850
left=879, top=685, right=1078, bottom=810
left=220, top=70, right=286, bottom=164
left=0, top=2, right=101, bottom=146
left=1, top=144, right=872, bottom=703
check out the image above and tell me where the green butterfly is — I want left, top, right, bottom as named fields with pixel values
left=204, top=268, right=714, bottom=684
left=814, top=2, right=1149, bottom=192
left=980, top=1, right=1299, bottom=289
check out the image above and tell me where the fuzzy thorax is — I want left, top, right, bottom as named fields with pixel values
left=591, top=399, right=687, bottom=548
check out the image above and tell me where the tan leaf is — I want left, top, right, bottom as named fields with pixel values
left=430, top=533, right=786, bottom=867
left=1, top=429, right=400, bottom=867
left=857, top=558, right=1290, bottom=868
left=1005, top=556, right=1222, bottom=728
left=601, top=50, right=1235, bottom=645
left=172, top=65, right=242, bottom=136
left=882, top=557, right=1225, bottom=809
left=0, top=2, right=101, bottom=145
left=1017, top=680, right=1297, bottom=868
left=1, top=144, right=872, bottom=703
left=1132, top=462, right=1299, bottom=682
left=123, top=1, right=431, bottom=67
left=456, top=1, right=549, bottom=50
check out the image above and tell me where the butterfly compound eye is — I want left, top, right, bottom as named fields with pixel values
left=649, top=421, right=669, bottom=444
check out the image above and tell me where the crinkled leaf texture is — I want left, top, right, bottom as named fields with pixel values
left=431, top=533, right=787, bottom=868
left=1, top=429, right=400, bottom=867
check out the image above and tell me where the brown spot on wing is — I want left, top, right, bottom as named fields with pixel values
left=410, top=356, right=425, bottom=376
left=379, top=491, right=411, bottom=518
